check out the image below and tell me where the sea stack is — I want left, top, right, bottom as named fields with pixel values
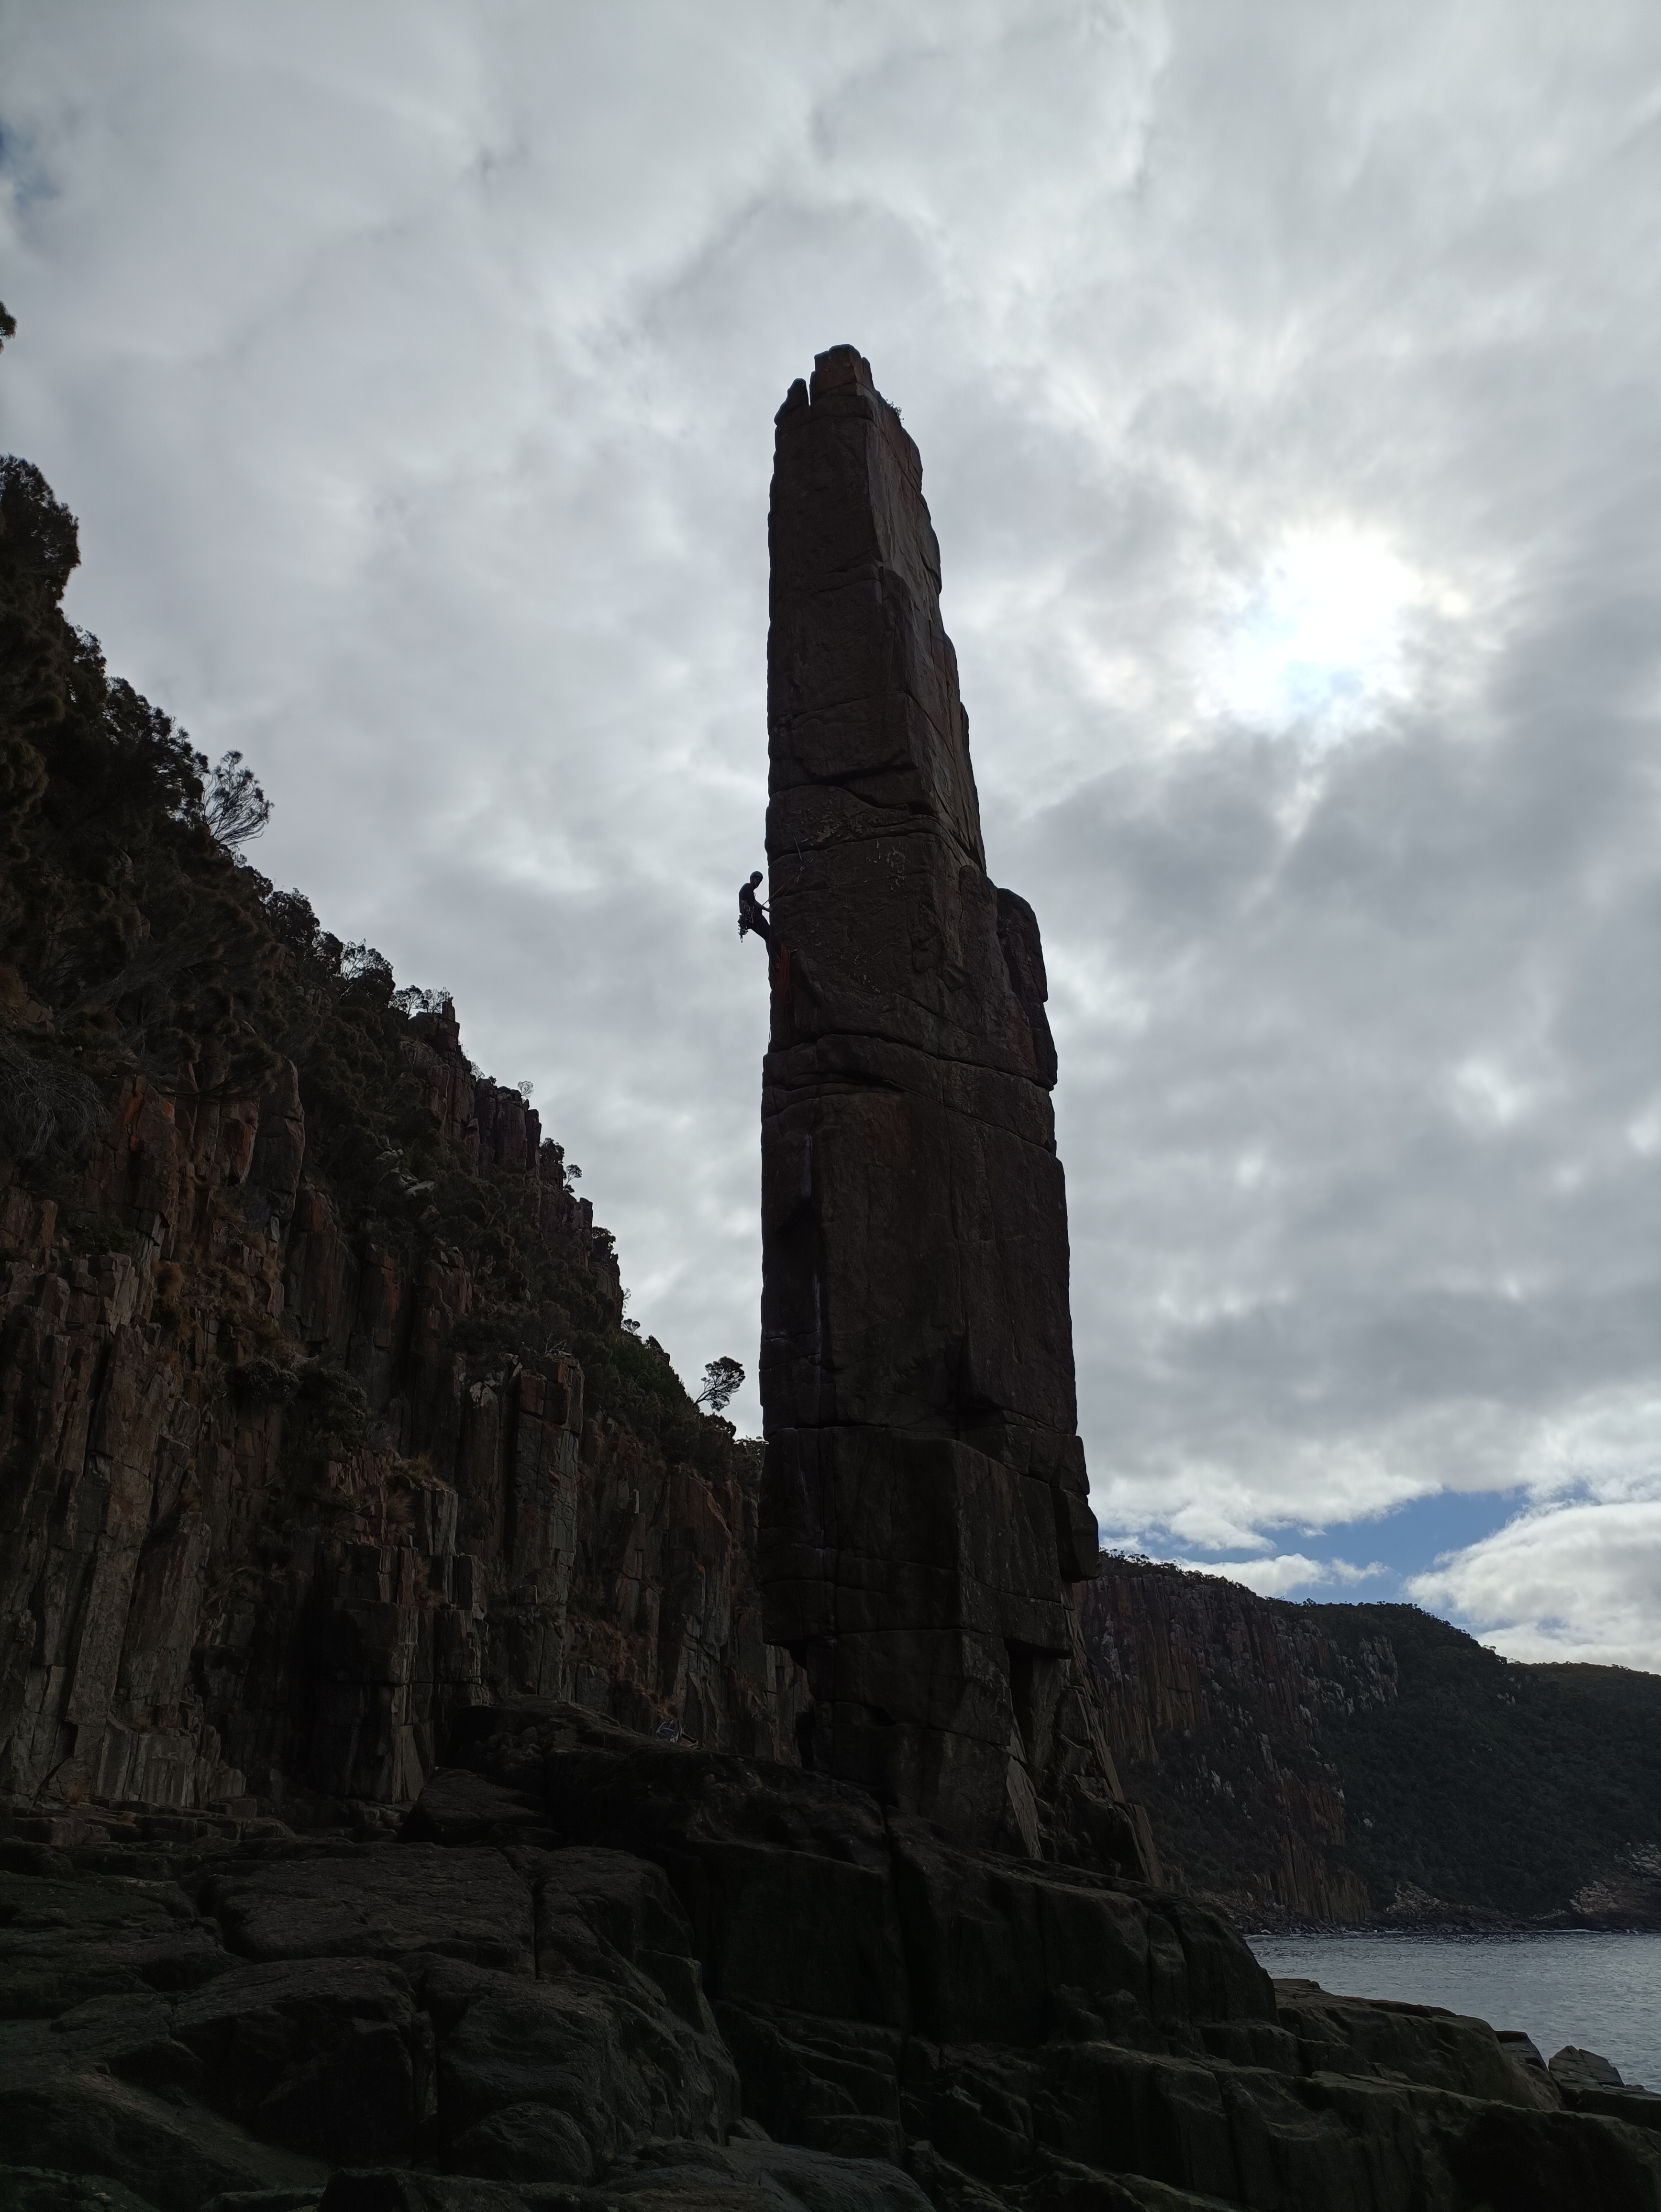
left=757, top=345, right=1129, bottom=1854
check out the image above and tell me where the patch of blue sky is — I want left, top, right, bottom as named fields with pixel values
left=0, top=122, right=58, bottom=217
left=1106, top=1485, right=1527, bottom=1613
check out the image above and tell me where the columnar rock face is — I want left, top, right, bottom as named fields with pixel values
left=757, top=347, right=1117, bottom=1850
left=0, top=1003, right=804, bottom=1818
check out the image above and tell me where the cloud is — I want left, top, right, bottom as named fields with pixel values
left=2, top=0, right=1659, bottom=1602
left=1102, top=1549, right=1391, bottom=1599
left=1200, top=526, right=1429, bottom=744
left=1409, top=1482, right=1661, bottom=1670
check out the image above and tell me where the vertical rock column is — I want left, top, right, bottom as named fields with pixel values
left=757, top=346, right=1106, bottom=1846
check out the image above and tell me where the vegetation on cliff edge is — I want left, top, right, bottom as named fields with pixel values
left=0, top=318, right=736, bottom=1475
left=1088, top=1556, right=1661, bottom=1928
left=1314, top=1602, right=1661, bottom=1922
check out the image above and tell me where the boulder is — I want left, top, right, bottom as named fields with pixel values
left=1551, top=2044, right=1626, bottom=2089
left=171, top=1958, right=429, bottom=2163
left=0, top=1863, right=233, bottom=2017
left=202, top=1843, right=534, bottom=1975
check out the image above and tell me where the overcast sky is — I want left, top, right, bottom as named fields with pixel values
left=3, top=0, right=1659, bottom=1668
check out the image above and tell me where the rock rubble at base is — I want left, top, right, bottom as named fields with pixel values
left=6, top=1706, right=1661, bottom=2212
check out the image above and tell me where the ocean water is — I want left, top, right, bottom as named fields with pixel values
left=1248, top=1931, right=1661, bottom=2089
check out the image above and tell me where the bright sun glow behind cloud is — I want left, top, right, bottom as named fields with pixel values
left=1207, top=527, right=1425, bottom=741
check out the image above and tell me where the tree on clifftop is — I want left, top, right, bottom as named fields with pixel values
left=698, top=1356, right=745, bottom=1414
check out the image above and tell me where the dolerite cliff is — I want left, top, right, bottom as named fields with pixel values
left=1082, top=1564, right=1394, bottom=1928
left=0, top=416, right=806, bottom=1822
left=5, top=326, right=1661, bottom=2212
left=757, top=347, right=1138, bottom=1869
left=1082, top=1557, right=1661, bottom=1931
left=0, top=986, right=804, bottom=1813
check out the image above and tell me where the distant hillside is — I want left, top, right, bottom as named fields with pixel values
left=1081, top=1555, right=1661, bottom=1928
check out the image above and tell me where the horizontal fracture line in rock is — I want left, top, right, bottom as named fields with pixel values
left=777, top=565, right=939, bottom=597
left=772, top=784, right=956, bottom=819
left=769, top=676, right=960, bottom=735
left=768, top=815, right=947, bottom=847
left=763, top=1067, right=1056, bottom=1129
left=764, top=1033, right=1057, bottom=1106
left=764, top=1421, right=1069, bottom=1446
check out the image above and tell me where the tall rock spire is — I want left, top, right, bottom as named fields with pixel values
left=758, top=346, right=1144, bottom=1861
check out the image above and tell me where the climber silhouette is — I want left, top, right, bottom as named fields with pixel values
left=738, top=870, right=771, bottom=950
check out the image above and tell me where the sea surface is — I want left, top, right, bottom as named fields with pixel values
left=1248, top=1931, right=1661, bottom=2089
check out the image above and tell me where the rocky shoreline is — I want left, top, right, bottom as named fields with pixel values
left=9, top=1703, right=1661, bottom=2212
